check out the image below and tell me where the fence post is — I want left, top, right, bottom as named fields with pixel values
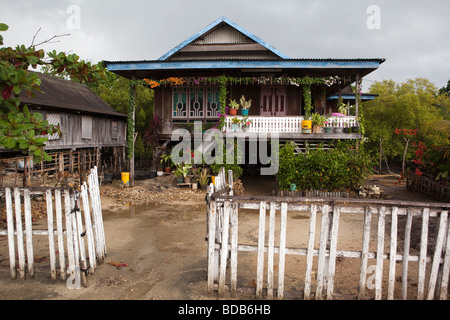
left=5, top=188, right=16, bottom=279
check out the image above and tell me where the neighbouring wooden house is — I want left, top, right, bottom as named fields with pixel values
left=0, top=71, right=127, bottom=184
left=105, top=16, right=384, bottom=158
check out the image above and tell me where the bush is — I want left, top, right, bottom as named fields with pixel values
left=278, top=141, right=373, bottom=191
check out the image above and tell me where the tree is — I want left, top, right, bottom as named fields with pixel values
left=0, top=23, right=105, bottom=162
left=363, top=78, right=444, bottom=171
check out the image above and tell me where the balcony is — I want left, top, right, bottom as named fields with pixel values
left=222, top=116, right=361, bottom=140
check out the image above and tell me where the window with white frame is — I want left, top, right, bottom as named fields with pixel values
left=172, top=86, right=220, bottom=120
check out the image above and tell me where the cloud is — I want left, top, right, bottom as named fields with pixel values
left=1, top=0, right=449, bottom=88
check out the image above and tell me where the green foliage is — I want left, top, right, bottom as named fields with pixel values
left=0, top=23, right=105, bottom=162
left=363, top=78, right=445, bottom=164
left=278, top=141, right=373, bottom=191
left=209, top=140, right=243, bottom=181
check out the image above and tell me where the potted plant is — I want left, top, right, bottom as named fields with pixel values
left=301, top=85, right=312, bottom=133
left=181, top=163, right=192, bottom=183
left=198, top=167, right=209, bottom=189
left=174, top=166, right=184, bottom=184
left=160, top=153, right=172, bottom=173
left=231, top=117, right=240, bottom=132
left=229, top=99, right=239, bottom=116
left=241, top=117, right=253, bottom=132
left=240, top=95, right=252, bottom=116
left=323, top=117, right=333, bottom=133
left=311, top=112, right=326, bottom=133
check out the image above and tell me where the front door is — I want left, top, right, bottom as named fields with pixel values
left=260, top=86, right=286, bottom=116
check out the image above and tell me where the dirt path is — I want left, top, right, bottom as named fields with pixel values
left=0, top=174, right=442, bottom=300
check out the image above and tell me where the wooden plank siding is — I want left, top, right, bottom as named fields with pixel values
left=33, top=109, right=127, bottom=150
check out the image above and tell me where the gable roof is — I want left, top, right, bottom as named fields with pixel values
left=158, top=16, right=290, bottom=61
left=19, top=72, right=127, bottom=118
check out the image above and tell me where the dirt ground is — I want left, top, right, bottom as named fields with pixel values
left=0, top=173, right=444, bottom=301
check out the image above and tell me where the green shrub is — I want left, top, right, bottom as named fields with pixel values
left=278, top=141, right=373, bottom=191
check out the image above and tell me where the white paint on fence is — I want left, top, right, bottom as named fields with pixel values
left=0, top=166, right=106, bottom=286
left=206, top=174, right=450, bottom=300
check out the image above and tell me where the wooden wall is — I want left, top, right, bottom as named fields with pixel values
left=155, top=84, right=305, bottom=124
left=33, top=109, right=127, bottom=150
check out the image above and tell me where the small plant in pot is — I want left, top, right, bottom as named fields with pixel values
left=239, top=95, right=252, bottom=116
left=198, top=167, right=210, bottom=189
left=311, top=112, right=326, bottom=133
left=229, top=99, right=239, bottom=116
left=175, top=163, right=192, bottom=183
left=160, top=153, right=172, bottom=173
left=231, top=116, right=240, bottom=132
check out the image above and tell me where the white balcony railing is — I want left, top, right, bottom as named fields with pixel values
left=223, top=116, right=358, bottom=133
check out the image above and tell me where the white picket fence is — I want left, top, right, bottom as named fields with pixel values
left=0, top=166, right=106, bottom=287
left=206, top=171, right=450, bottom=300
left=223, top=116, right=358, bottom=133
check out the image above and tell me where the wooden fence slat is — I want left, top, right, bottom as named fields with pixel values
left=388, top=207, right=398, bottom=300
left=417, top=208, right=430, bottom=299
left=326, top=205, right=340, bottom=300
left=427, top=211, right=448, bottom=300
left=75, top=196, right=87, bottom=286
left=218, top=201, right=230, bottom=295
left=402, top=209, right=413, bottom=300
left=64, top=190, right=76, bottom=281
left=5, top=188, right=16, bottom=279
left=14, top=188, right=25, bottom=279
left=277, top=202, right=288, bottom=299
left=439, top=214, right=450, bottom=300
left=46, top=189, right=57, bottom=280
left=24, top=189, right=34, bottom=278
left=375, top=206, right=386, bottom=300
left=207, top=200, right=217, bottom=293
left=230, top=202, right=238, bottom=295
left=316, top=204, right=330, bottom=300
left=304, top=204, right=317, bottom=300
left=81, top=183, right=96, bottom=273
left=267, top=202, right=276, bottom=299
left=358, top=206, right=372, bottom=300
left=54, top=190, right=66, bottom=280
left=256, top=201, right=267, bottom=298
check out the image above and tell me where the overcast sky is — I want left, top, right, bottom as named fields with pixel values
left=1, top=0, right=449, bottom=90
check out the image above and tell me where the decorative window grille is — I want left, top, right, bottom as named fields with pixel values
left=82, top=115, right=92, bottom=140
left=46, top=114, right=61, bottom=140
left=189, top=87, right=204, bottom=118
left=173, top=86, right=220, bottom=120
left=206, top=87, right=220, bottom=118
left=173, top=87, right=187, bottom=119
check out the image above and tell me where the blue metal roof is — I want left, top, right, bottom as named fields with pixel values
left=106, top=59, right=383, bottom=72
left=157, top=16, right=290, bottom=61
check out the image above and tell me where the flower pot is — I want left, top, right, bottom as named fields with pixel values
left=176, top=177, right=183, bottom=184
left=324, top=127, right=333, bottom=133
left=241, top=109, right=249, bottom=116
left=192, top=182, right=198, bottom=190
left=157, top=171, right=164, bottom=177
left=343, top=127, right=350, bottom=133
left=351, top=126, right=360, bottom=133
left=231, top=123, right=239, bottom=132
left=164, top=167, right=171, bottom=173
left=301, top=120, right=312, bottom=134
left=290, top=183, right=296, bottom=191
left=184, top=176, right=191, bottom=183
left=229, top=108, right=237, bottom=116
left=334, top=127, right=344, bottom=133
left=313, top=125, right=322, bottom=133
left=149, top=171, right=157, bottom=178
left=242, top=126, right=249, bottom=132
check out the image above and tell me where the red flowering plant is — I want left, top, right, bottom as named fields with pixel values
left=394, top=128, right=419, bottom=174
